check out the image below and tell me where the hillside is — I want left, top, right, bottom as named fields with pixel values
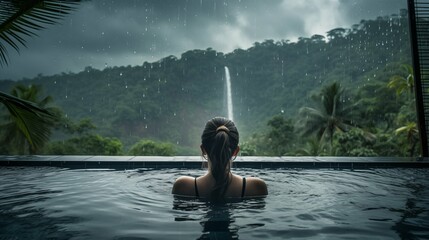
left=0, top=13, right=412, bottom=153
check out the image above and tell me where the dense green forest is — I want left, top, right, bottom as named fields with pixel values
left=0, top=11, right=418, bottom=156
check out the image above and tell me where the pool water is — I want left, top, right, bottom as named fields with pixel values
left=1, top=167, right=428, bottom=239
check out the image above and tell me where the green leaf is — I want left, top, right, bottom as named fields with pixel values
left=0, top=0, right=80, bottom=66
left=0, top=90, right=55, bottom=150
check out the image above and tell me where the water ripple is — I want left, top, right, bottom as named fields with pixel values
left=0, top=167, right=428, bottom=239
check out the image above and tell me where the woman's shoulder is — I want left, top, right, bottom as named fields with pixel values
left=172, top=176, right=196, bottom=196
left=244, top=176, right=268, bottom=197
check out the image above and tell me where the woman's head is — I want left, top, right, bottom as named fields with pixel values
left=201, top=117, right=239, bottom=200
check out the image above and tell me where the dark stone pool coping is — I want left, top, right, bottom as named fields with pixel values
left=0, top=155, right=428, bottom=169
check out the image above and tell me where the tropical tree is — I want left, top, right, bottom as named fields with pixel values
left=0, top=0, right=79, bottom=154
left=294, top=137, right=327, bottom=156
left=266, top=115, right=295, bottom=156
left=297, top=82, right=355, bottom=151
left=387, top=64, right=414, bottom=97
left=335, top=128, right=377, bottom=156
left=395, top=122, right=419, bottom=157
left=45, top=135, right=124, bottom=155
left=128, top=140, right=176, bottom=156
left=43, top=118, right=124, bottom=155
left=388, top=64, right=420, bottom=156
left=0, top=84, right=59, bottom=154
left=0, top=0, right=79, bottom=66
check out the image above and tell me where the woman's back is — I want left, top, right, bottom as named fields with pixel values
left=172, top=173, right=267, bottom=199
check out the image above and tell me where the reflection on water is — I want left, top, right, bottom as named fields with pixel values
left=391, top=182, right=428, bottom=240
left=0, top=168, right=86, bottom=239
left=0, top=167, right=428, bottom=239
left=173, top=197, right=266, bottom=239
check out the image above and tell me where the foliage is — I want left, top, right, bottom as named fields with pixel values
left=297, top=82, right=354, bottom=150
left=294, top=137, right=328, bottom=156
left=371, top=132, right=404, bottom=156
left=128, top=140, right=176, bottom=156
left=0, top=12, right=416, bottom=156
left=0, top=0, right=80, bottom=66
left=335, top=128, right=377, bottom=156
left=0, top=0, right=79, bottom=154
left=388, top=64, right=414, bottom=97
left=43, top=117, right=123, bottom=155
left=354, top=82, right=400, bottom=130
left=266, top=115, right=295, bottom=156
left=44, top=134, right=123, bottom=155
left=0, top=84, right=59, bottom=154
left=395, top=122, right=419, bottom=157
left=239, top=141, right=257, bottom=156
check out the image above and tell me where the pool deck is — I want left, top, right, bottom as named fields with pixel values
left=0, top=155, right=428, bottom=169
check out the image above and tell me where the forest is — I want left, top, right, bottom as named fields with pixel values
left=0, top=10, right=419, bottom=157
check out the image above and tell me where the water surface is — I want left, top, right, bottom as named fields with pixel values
left=1, top=167, right=428, bottom=239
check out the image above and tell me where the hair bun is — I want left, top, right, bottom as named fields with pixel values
left=216, top=125, right=230, bottom=133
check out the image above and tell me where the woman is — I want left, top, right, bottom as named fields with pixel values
left=172, top=117, right=267, bottom=201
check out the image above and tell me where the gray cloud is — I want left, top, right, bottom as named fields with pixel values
left=0, top=0, right=406, bottom=80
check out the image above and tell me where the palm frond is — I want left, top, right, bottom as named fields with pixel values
left=297, top=107, right=327, bottom=137
left=0, top=0, right=80, bottom=66
left=0, top=91, right=55, bottom=149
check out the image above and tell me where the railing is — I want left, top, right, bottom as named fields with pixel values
left=409, top=0, right=429, bottom=156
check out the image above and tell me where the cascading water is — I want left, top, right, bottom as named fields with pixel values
left=224, top=66, right=233, bottom=121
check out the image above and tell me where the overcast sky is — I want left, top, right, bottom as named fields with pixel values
left=0, top=0, right=407, bottom=80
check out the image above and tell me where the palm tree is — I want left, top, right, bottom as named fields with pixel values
left=297, top=82, right=354, bottom=151
left=387, top=64, right=414, bottom=98
left=0, top=0, right=79, bottom=153
left=294, top=137, right=328, bottom=156
left=0, top=0, right=80, bottom=66
left=395, top=122, right=419, bottom=157
left=0, top=84, right=58, bottom=154
left=388, top=64, right=421, bottom=156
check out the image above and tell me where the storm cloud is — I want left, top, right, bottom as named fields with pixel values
left=0, top=0, right=406, bottom=80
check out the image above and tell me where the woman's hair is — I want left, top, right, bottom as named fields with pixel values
left=201, top=117, right=239, bottom=201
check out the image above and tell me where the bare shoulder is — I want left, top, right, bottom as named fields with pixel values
left=245, top=177, right=268, bottom=196
left=172, top=176, right=195, bottom=195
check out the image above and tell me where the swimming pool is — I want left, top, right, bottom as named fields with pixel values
left=1, top=166, right=428, bottom=239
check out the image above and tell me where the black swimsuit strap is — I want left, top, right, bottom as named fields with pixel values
left=241, top=177, right=246, bottom=198
left=194, top=177, right=199, bottom=198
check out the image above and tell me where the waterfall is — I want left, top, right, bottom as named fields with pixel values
left=224, top=66, right=233, bottom=121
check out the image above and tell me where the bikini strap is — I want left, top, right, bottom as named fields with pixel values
left=241, top=177, right=246, bottom=198
left=194, top=177, right=200, bottom=198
